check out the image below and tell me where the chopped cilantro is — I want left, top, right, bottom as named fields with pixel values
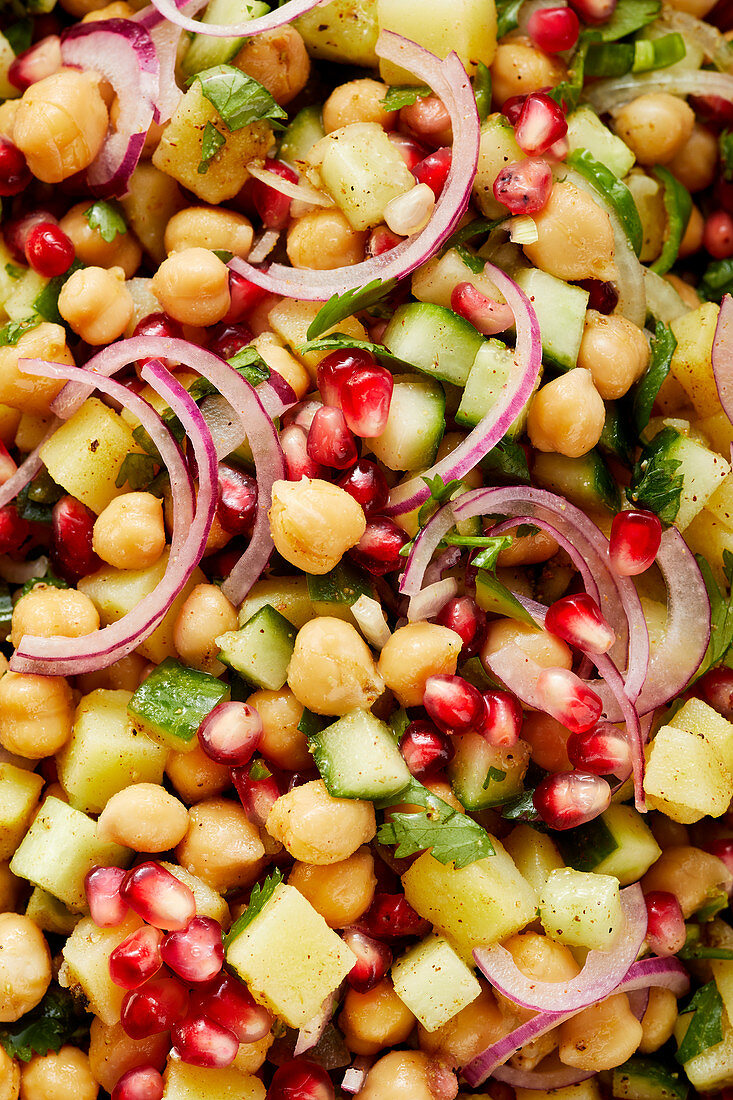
left=378, top=778, right=494, bottom=868
left=83, top=200, right=127, bottom=243
left=0, top=317, right=38, bottom=346
left=693, top=552, right=733, bottom=681
left=381, top=84, right=430, bottom=111
left=248, top=759, right=272, bottom=781
left=701, top=258, right=733, bottom=302
left=115, top=452, right=159, bottom=491
left=20, top=570, right=68, bottom=599
left=198, top=121, right=226, bottom=174
left=483, top=766, right=507, bottom=788
left=189, top=65, right=287, bottom=131
left=464, top=534, right=514, bottom=571
left=496, top=0, right=524, bottom=38
left=676, top=982, right=724, bottom=1064
left=298, top=332, right=414, bottom=370
left=297, top=708, right=328, bottom=738
left=417, top=473, right=463, bottom=528
left=5, top=262, right=24, bottom=280
left=0, top=987, right=89, bottom=1063
left=5, top=18, right=32, bottom=55
left=627, top=426, right=684, bottom=524
left=595, top=0, right=661, bottom=40
left=632, top=321, right=677, bottom=436
left=473, top=62, right=492, bottom=122
left=501, top=789, right=543, bottom=824
left=306, top=278, right=399, bottom=341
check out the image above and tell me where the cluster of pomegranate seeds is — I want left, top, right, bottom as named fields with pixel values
left=24, top=221, right=75, bottom=277
left=51, top=495, right=101, bottom=583
left=0, top=136, right=31, bottom=196
left=527, top=6, right=580, bottom=51
left=342, top=928, right=393, bottom=993
left=349, top=516, right=409, bottom=574
left=121, top=971, right=190, bottom=1040
left=198, top=700, right=263, bottom=767
left=534, top=770, right=612, bottom=829
left=545, top=593, right=616, bottom=655
left=216, top=463, right=258, bottom=535
left=436, top=595, right=487, bottom=658
left=121, top=862, right=196, bottom=930
left=307, top=406, right=358, bottom=469
left=412, top=147, right=452, bottom=197
left=111, top=1066, right=165, bottom=1100
left=480, top=691, right=523, bottom=749
left=423, top=674, right=486, bottom=734
left=536, top=667, right=604, bottom=734
left=567, top=723, right=632, bottom=776
left=251, top=159, right=298, bottom=229
left=450, top=282, right=514, bottom=335
left=493, top=157, right=553, bottom=216
left=191, top=971, right=272, bottom=1042
left=609, top=509, right=662, bottom=575
left=315, top=348, right=394, bottom=439
left=0, top=505, right=30, bottom=554
left=85, top=865, right=129, bottom=927
left=337, top=459, right=389, bottom=515
left=399, top=720, right=455, bottom=776
left=513, top=92, right=568, bottom=157
left=268, top=1060, right=336, bottom=1100
left=645, top=891, right=687, bottom=956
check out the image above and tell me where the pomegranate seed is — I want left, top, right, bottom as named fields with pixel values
left=568, top=0, right=617, bottom=22
left=233, top=766, right=285, bottom=828
left=388, top=131, right=430, bottom=170
left=435, top=596, right=487, bottom=658
left=306, top=406, right=358, bottom=469
left=368, top=225, right=402, bottom=256
left=8, top=35, right=62, bottom=91
left=493, top=157, right=553, bottom=215
left=172, top=1015, right=238, bottom=1067
left=340, top=364, right=393, bottom=438
left=702, top=838, right=733, bottom=882
left=85, top=865, right=129, bottom=927
left=216, top=463, right=258, bottom=535
left=423, top=674, right=485, bottom=734
left=349, top=515, right=409, bottom=575
left=121, top=972, right=189, bottom=1039
left=317, top=348, right=375, bottom=407
left=545, top=593, right=615, bottom=654
left=198, top=701, right=262, bottom=767
left=355, top=892, right=431, bottom=941
left=5, top=211, right=58, bottom=264
left=112, top=1066, right=165, bottom=1100
left=705, top=210, right=733, bottom=259
left=133, top=310, right=184, bottom=343
left=577, top=279, right=619, bottom=314
left=567, top=722, right=632, bottom=775
left=399, top=720, right=454, bottom=776
left=208, top=321, right=254, bottom=361
left=534, top=771, right=612, bottom=829
left=0, top=137, right=31, bottom=196
left=337, top=459, right=389, bottom=515
left=645, top=891, right=686, bottom=956
left=609, top=510, right=662, bottom=575
left=109, top=926, right=164, bottom=989
left=161, top=916, right=224, bottom=983
left=342, top=928, right=393, bottom=993
left=192, top=971, right=272, bottom=1042
left=268, top=1059, right=335, bottom=1100
left=450, top=282, right=514, bottom=335
left=280, top=424, right=324, bottom=481
left=503, top=95, right=528, bottom=125
left=480, top=691, right=523, bottom=749
left=24, top=221, right=75, bottom=278
left=252, top=159, right=298, bottom=230
left=121, top=862, right=196, bottom=931
left=412, top=147, right=452, bottom=197
left=224, top=269, right=269, bottom=323
left=51, top=495, right=101, bottom=583
left=536, top=668, right=603, bottom=734
left=0, top=505, right=30, bottom=554
left=514, top=93, right=568, bottom=157
left=699, top=666, right=733, bottom=720
left=527, top=7, right=580, bottom=51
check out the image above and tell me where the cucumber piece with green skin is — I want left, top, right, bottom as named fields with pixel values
left=217, top=604, right=297, bottom=691
left=279, top=106, right=325, bottom=169
left=382, top=303, right=485, bottom=387
left=566, top=105, right=635, bottom=179
left=557, top=803, right=662, bottom=886
left=513, top=268, right=589, bottom=371
left=474, top=570, right=538, bottom=627
left=311, top=709, right=411, bottom=800
left=533, top=449, right=621, bottom=513
left=180, top=0, right=270, bottom=78
left=566, top=148, right=643, bottom=257
left=599, top=401, right=636, bottom=465
left=448, top=732, right=530, bottom=811
left=613, top=1058, right=689, bottom=1100
left=238, top=575, right=314, bottom=629
left=368, top=373, right=446, bottom=471
left=307, top=561, right=374, bottom=620
left=456, top=339, right=538, bottom=438
left=127, top=658, right=229, bottom=752
left=651, top=166, right=692, bottom=277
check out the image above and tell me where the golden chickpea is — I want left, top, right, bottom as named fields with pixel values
left=266, top=779, right=376, bottom=864
left=58, top=265, right=133, bottom=345
left=59, top=202, right=142, bottom=277
left=678, top=204, right=704, bottom=259
left=524, top=181, right=615, bottom=281
left=0, top=100, right=19, bottom=141
left=482, top=618, right=573, bottom=674
left=97, top=784, right=189, bottom=852
left=152, top=247, right=230, bottom=327
left=77, top=652, right=148, bottom=695
left=666, top=0, right=716, bottom=15
left=14, top=71, right=108, bottom=183
left=288, top=847, right=376, bottom=927
left=558, top=993, right=643, bottom=1071
left=0, top=914, right=51, bottom=1022
left=287, top=209, right=368, bottom=270
left=639, top=987, right=678, bottom=1053
left=175, top=797, right=265, bottom=892
left=11, top=586, right=99, bottom=648
left=490, top=38, right=567, bottom=107
left=0, top=1046, right=20, bottom=1100
left=87, top=1018, right=169, bottom=1094
left=527, top=369, right=606, bottom=458
left=339, top=978, right=417, bottom=1055
left=0, top=323, right=73, bottom=417
left=641, top=845, right=732, bottom=917
left=164, top=207, right=253, bottom=258
left=255, top=336, right=311, bottom=400
left=92, top=492, right=166, bottom=571
left=247, top=686, right=312, bottom=771
left=20, top=1046, right=98, bottom=1100
left=0, top=862, right=24, bottom=914
left=419, top=988, right=506, bottom=1068
left=232, top=25, right=310, bottom=106
left=667, top=124, right=718, bottom=193
left=503, top=932, right=580, bottom=982
left=323, top=79, right=397, bottom=133
left=173, top=583, right=238, bottom=675
left=0, top=672, right=74, bottom=759
left=269, top=478, right=366, bottom=574
left=287, top=617, right=384, bottom=716
left=577, top=311, right=650, bottom=401
left=165, top=736, right=232, bottom=804
left=81, top=1, right=135, bottom=18
left=378, top=622, right=462, bottom=707
left=521, top=711, right=573, bottom=772
left=360, top=1051, right=444, bottom=1100
left=496, top=528, right=559, bottom=567
left=613, top=94, right=695, bottom=166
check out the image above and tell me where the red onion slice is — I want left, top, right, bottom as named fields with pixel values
left=293, top=991, right=338, bottom=1056
left=713, top=293, right=733, bottom=424
left=0, top=425, right=58, bottom=510
left=492, top=1060, right=594, bottom=1091
left=227, top=31, right=479, bottom=300
left=147, top=0, right=324, bottom=38
left=407, top=578, right=459, bottom=622
left=134, top=0, right=208, bottom=123
left=60, top=20, right=159, bottom=196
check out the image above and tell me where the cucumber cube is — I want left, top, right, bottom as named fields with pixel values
left=473, top=114, right=524, bottom=219
left=238, top=575, right=314, bottom=630
left=367, top=374, right=446, bottom=472
left=383, top=303, right=485, bottom=387
left=61, top=912, right=144, bottom=1024
left=163, top=1061, right=266, bottom=1100
left=557, top=804, right=661, bottom=886
left=539, top=867, right=623, bottom=950
left=514, top=268, right=589, bottom=371
left=225, top=883, right=355, bottom=1026
left=612, top=1057, right=689, bottom=1100
left=279, top=105, right=326, bottom=169
left=533, top=450, right=620, bottom=514
left=566, top=107, right=635, bottom=179
left=311, top=708, right=411, bottom=800
left=307, top=562, right=374, bottom=622
left=58, top=689, right=168, bottom=813
left=456, top=340, right=533, bottom=437
left=670, top=301, right=720, bottom=418
left=448, top=732, right=530, bottom=811
left=217, top=604, right=297, bottom=690
left=503, top=824, right=565, bottom=895
left=644, top=724, right=733, bottom=823
left=127, top=658, right=229, bottom=753
left=0, top=763, right=44, bottom=861
left=26, top=887, right=81, bottom=935
left=669, top=697, right=733, bottom=772
left=10, top=796, right=132, bottom=912
left=391, top=935, right=481, bottom=1032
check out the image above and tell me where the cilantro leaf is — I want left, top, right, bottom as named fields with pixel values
left=5, top=262, right=24, bottom=280
left=377, top=778, right=494, bottom=868
left=483, top=766, right=507, bottom=789
left=213, top=249, right=233, bottom=263
left=467, top=534, right=515, bottom=572
left=676, top=982, right=723, bottom=1064
left=5, top=18, right=32, bottom=55
left=224, top=869, right=284, bottom=944
left=594, top=0, right=661, bottom=40
left=297, top=708, right=328, bottom=738
left=189, top=65, right=287, bottom=131
left=481, top=438, right=532, bottom=485
left=115, top=452, right=159, bottom=491
left=632, top=321, right=677, bottom=436
left=0, top=987, right=89, bottom=1063
left=306, top=278, right=399, bottom=341
left=0, top=317, right=38, bottom=346
left=548, top=38, right=589, bottom=112
left=389, top=707, right=410, bottom=743
left=501, top=789, right=543, bottom=824
left=298, top=332, right=414, bottom=371
left=84, top=200, right=127, bottom=243
left=33, top=259, right=84, bottom=326
left=473, top=62, right=492, bottom=122
left=417, top=473, right=463, bottom=528
left=721, top=130, right=733, bottom=182
left=381, top=84, right=430, bottom=111
left=441, top=217, right=504, bottom=256
left=248, top=758, right=272, bottom=781
left=496, top=0, right=524, bottom=38
left=693, top=554, right=733, bottom=681
left=198, top=121, right=226, bottom=174
left=226, top=345, right=271, bottom=385
left=627, top=426, right=684, bottom=524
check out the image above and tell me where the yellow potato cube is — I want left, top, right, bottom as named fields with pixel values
left=670, top=302, right=721, bottom=418
left=706, top=474, right=733, bottom=530
left=644, top=725, right=733, bottom=823
left=503, top=824, right=565, bottom=896
left=698, top=411, right=733, bottom=457
left=0, top=763, right=44, bottom=861
left=121, top=162, right=186, bottom=264
left=377, top=0, right=497, bottom=82
left=669, top=697, right=733, bottom=773
left=267, top=298, right=367, bottom=376
left=392, top=935, right=481, bottom=1032
left=683, top=510, right=733, bottom=587
left=163, top=1061, right=266, bottom=1100
left=61, top=912, right=144, bottom=1025
left=0, top=322, right=73, bottom=414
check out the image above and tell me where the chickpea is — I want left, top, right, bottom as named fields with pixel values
left=288, top=847, right=376, bottom=927
left=359, top=1051, right=437, bottom=1100
left=175, top=797, right=265, bottom=892
left=400, top=95, right=453, bottom=146
left=678, top=204, right=704, bottom=259
left=482, top=619, right=573, bottom=677
left=87, top=1018, right=169, bottom=1093
left=97, top=784, right=189, bottom=852
left=323, top=79, right=397, bottom=133
left=0, top=914, right=51, bottom=1022
left=378, top=622, right=462, bottom=707
left=558, top=992, right=643, bottom=1071
left=152, top=248, right=230, bottom=327
left=339, top=978, right=417, bottom=1055
left=527, top=368, right=606, bottom=458
left=613, top=94, right=695, bottom=166
left=577, top=311, right=650, bottom=401
left=639, top=987, right=678, bottom=1053
left=641, top=845, right=732, bottom=917
left=58, top=265, right=133, bottom=345
left=504, top=932, right=580, bottom=982
left=165, top=737, right=232, bottom=804
left=164, top=207, right=254, bottom=259
left=0, top=672, right=74, bottom=759
left=14, top=71, right=108, bottom=183
left=255, top=336, right=311, bottom=400
left=269, top=478, right=366, bottom=574
left=0, top=1046, right=19, bottom=1100
left=524, top=181, right=615, bottom=282
left=497, top=528, right=559, bottom=567
left=0, top=862, right=23, bottom=913
left=232, top=25, right=310, bottom=106
left=20, top=1046, right=98, bottom=1100
left=0, top=101, right=19, bottom=141
left=419, top=988, right=506, bottom=1068
left=173, top=584, right=238, bottom=675
left=59, top=202, right=142, bottom=277
left=521, top=711, right=573, bottom=772
left=288, top=617, right=384, bottom=716
left=92, top=492, right=166, bottom=571
left=266, top=779, right=375, bottom=864
left=11, top=586, right=99, bottom=649
left=666, top=0, right=716, bottom=15
left=77, top=652, right=148, bottom=695
left=490, top=38, right=567, bottom=107
left=247, top=687, right=312, bottom=770
left=287, top=209, right=368, bottom=271
left=667, top=124, right=718, bottom=192
left=82, top=1, right=135, bottom=18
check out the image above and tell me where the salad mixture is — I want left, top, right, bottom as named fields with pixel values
left=5, top=0, right=733, bottom=1098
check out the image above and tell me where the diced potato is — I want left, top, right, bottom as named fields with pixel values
left=670, top=302, right=721, bottom=418
left=644, top=724, right=733, bottom=824
left=706, top=474, right=733, bottom=530
left=267, top=298, right=367, bottom=375
left=412, top=247, right=504, bottom=309
left=669, top=697, right=733, bottom=773
left=295, top=0, right=378, bottom=66
left=121, top=163, right=187, bottom=265
left=503, top=824, right=565, bottom=896
left=698, top=411, right=733, bottom=457
left=0, top=402, right=21, bottom=445
left=61, top=912, right=144, bottom=1024
left=15, top=412, right=52, bottom=452
left=163, top=1061, right=266, bottom=1100
left=0, top=322, right=73, bottom=415
left=161, top=862, right=231, bottom=928
left=391, top=935, right=481, bottom=1032
left=26, top=887, right=82, bottom=935
left=684, top=510, right=733, bottom=587
left=539, top=867, right=623, bottom=950
left=654, top=371, right=693, bottom=418
left=626, top=171, right=666, bottom=265
left=376, top=0, right=497, bottom=82
left=238, top=576, right=315, bottom=629
left=0, top=763, right=44, bottom=861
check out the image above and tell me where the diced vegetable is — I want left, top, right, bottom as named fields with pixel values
left=539, top=867, right=624, bottom=950
left=391, top=934, right=481, bottom=1031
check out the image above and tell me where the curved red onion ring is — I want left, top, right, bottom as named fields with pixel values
left=9, top=360, right=215, bottom=676
left=228, top=32, right=479, bottom=300
left=147, top=0, right=324, bottom=38
left=713, top=293, right=733, bottom=424
left=407, top=578, right=458, bottom=622
left=462, top=956, right=690, bottom=1088
left=134, top=0, right=208, bottom=123
left=492, top=1060, right=594, bottom=1091
left=293, top=991, right=338, bottom=1057
left=60, top=20, right=159, bottom=197
left=0, top=425, right=58, bottom=510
